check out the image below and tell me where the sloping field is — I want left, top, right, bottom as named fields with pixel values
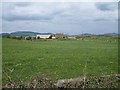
left=2, top=37, right=118, bottom=85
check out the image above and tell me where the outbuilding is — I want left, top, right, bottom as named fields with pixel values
left=36, top=35, right=52, bottom=39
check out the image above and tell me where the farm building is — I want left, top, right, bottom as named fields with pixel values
left=55, top=33, right=64, bottom=39
left=36, top=35, right=52, bottom=39
left=68, top=36, right=76, bottom=39
left=36, top=33, right=64, bottom=39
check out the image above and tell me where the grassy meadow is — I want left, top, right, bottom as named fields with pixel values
left=2, top=37, right=118, bottom=84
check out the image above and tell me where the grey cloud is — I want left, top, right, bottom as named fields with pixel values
left=95, top=2, right=117, bottom=11
left=93, top=18, right=110, bottom=22
left=2, top=15, right=53, bottom=21
left=2, top=12, right=62, bottom=22
left=14, top=2, right=32, bottom=7
left=2, top=3, right=66, bottom=21
left=2, top=11, right=64, bottom=21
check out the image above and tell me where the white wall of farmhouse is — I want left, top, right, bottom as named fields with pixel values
left=36, top=35, right=52, bottom=39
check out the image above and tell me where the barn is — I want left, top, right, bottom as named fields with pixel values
left=55, top=33, right=64, bottom=39
left=36, top=33, right=64, bottom=39
left=36, top=35, right=52, bottom=39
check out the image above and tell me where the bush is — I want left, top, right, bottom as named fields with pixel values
left=11, top=36, right=17, bottom=39
left=16, top=36, right=23, bottom=40
left=25, top=36, right=31, bottom=40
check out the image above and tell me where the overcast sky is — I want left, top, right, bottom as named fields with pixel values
left=1, top=2, right=118, bottom=34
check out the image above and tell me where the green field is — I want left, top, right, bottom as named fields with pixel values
left=2, top=37, right=118, bottom=84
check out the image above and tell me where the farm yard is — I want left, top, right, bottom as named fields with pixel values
left=2, top=36, right=119, bottom=88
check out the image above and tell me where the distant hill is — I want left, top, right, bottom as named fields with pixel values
left=0, top=33, right=10, bottom=37
left=79, top=33, right=119, bottom=36
left=10, top=31, right=53, bottom=36
left=80, top=33, right=94, bottom=36
left=99, top=33, right=120, bottom=36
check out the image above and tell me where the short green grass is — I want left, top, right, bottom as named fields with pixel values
left=2, top=37, right=118, bottom=84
